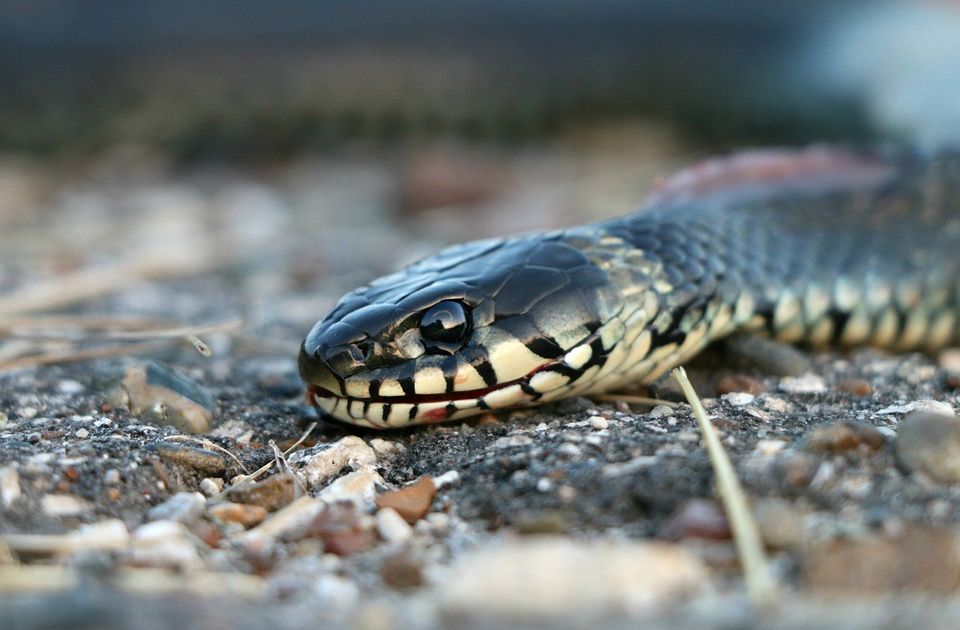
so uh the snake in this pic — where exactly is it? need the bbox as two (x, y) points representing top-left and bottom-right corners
(299, 146), (960, 429)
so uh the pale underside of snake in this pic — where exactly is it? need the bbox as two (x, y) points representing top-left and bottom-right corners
(299, 146), (960, 429)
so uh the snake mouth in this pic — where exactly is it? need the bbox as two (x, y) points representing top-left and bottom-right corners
(305, 360), (573, 428)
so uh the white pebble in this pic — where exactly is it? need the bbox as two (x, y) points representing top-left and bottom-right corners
(588, 416), (609, 430)
(433, 470), (461, 489)
(376, 507), (413, 543)
(779, 374), (826, 394)
(199, 477), (224, 496)
(75, 428), (90, 439)
(722, 392), (754, 406)
(57, 380), (84, 394)
(876, 400), (955, 416)
(104, 469), (121, 485)
(0, 467), (21, 508)
(649, 405), (674, 419)
(42, 493), (92, 517)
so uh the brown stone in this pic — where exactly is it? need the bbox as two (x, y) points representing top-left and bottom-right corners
(208, 502), (269, 528)
(780, 452), (820, 487)
(305, 504), (377, 556)
(805, 420), (886, 453)
(659, 499), (730, 541)
(836, 378), (873, 396)
(381, 551), (426, 590)
(226, 472), (296, 512)
(802, 527), (960, 595)
(376, 477), (436, 524)
(715, 374), (765, 396)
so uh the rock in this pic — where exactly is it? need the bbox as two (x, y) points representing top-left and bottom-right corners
(376, 507), (414, 543)
(588, 415), (609, 430)
(131, 520), (202, 570)
(369, 438), (404, 457)
(103, 469), (121, 485)
(721, 392), (755, 406)
(64, 519), (130, 555)
(432, 470), (461, 490)
(877, 400), (955, 416)
(226, 472), (296, 511)
(802, 527), (959, 595)
(147, 491), (205, 522)
(659, 499), (730, 541)
(376, 477), (436, 524)
(380, 551), (426, 590)
(896, 411), (960, 483)
(208, 502), (268, 528)
(57, 379), (84, 394)
(305, 504), (377, 556)
(0, 466), (21, 508)
(199, 477), (224, 496)
(836, 378), (873, 396)
(245, 496), (326, 544)
(108, 361), (214, 433)
(780, 451), (820, 488)
(441, 537), (708, 618)
(149, 442), (227, 475)
(753, 498), (805, 549)
(779, 373), (827, 394)
(715, 374), (765, 396)
(294, 436), (378, 489)
(42, 493), (92, 517)
(805, 420), (886, 453)
(938, 348), (960, 372)
(319, 470), (383, 509)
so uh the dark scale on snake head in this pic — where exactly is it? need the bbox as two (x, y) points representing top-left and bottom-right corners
(300, 147), (960, 428)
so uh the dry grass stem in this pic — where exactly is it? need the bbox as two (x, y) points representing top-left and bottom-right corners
(671, 366), (778, 609)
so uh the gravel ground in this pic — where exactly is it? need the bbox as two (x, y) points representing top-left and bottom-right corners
(3, 137), (960, 629)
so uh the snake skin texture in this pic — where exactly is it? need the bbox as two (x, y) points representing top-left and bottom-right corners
(300, 147), (960, 428)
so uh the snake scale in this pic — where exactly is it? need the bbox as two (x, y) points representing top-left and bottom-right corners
(300, 147), (960, 429)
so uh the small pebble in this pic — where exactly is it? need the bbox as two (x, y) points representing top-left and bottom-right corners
(0, 467), (21, 508)
(432, 470), (461, 489)
(779, 373), (827, 394)
(659, 499), (730, 541)
(722, 392), (755, 406)
(227, 472), (296, 511)
(648, 404), (674, 419)
(380, 551), (426, 590)
(149, 442), (227, 475)
(42, 493), (92, 517)
(103, 469), (121, 485)
(108, 361), (214, 433)
(896, 411), (960, 483)
(57, 380), (85, 395)
(208, 501), (268, 528)
(715, 374), (765, 396)
(877, 400), (955, 416)
(376, 507), (414, 543)
(294, 436), (378, 489)
(376, 477), (436, 524)
(131, 520), (202, 570)
(806, 420), (886, 453)
(147, 492), (205, 522)
(837, 378), (873, 396)
(319, 470), (383, 509)
(753, 498), (805, 549)
(588, 416), (609, 430)
(199, 477), (224, 496)
(938, 349), (960, 372)
(74, 428), (90, 439)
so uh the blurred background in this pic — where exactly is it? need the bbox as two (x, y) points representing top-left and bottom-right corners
(1, 0), (959, 352)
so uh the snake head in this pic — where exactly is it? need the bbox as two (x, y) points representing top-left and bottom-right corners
(299, 231), (629, 428)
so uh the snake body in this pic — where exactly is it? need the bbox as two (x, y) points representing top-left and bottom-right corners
(300, 147), (960, 429)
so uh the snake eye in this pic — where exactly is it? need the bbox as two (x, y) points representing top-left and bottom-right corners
(420, 301), (470, 345)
